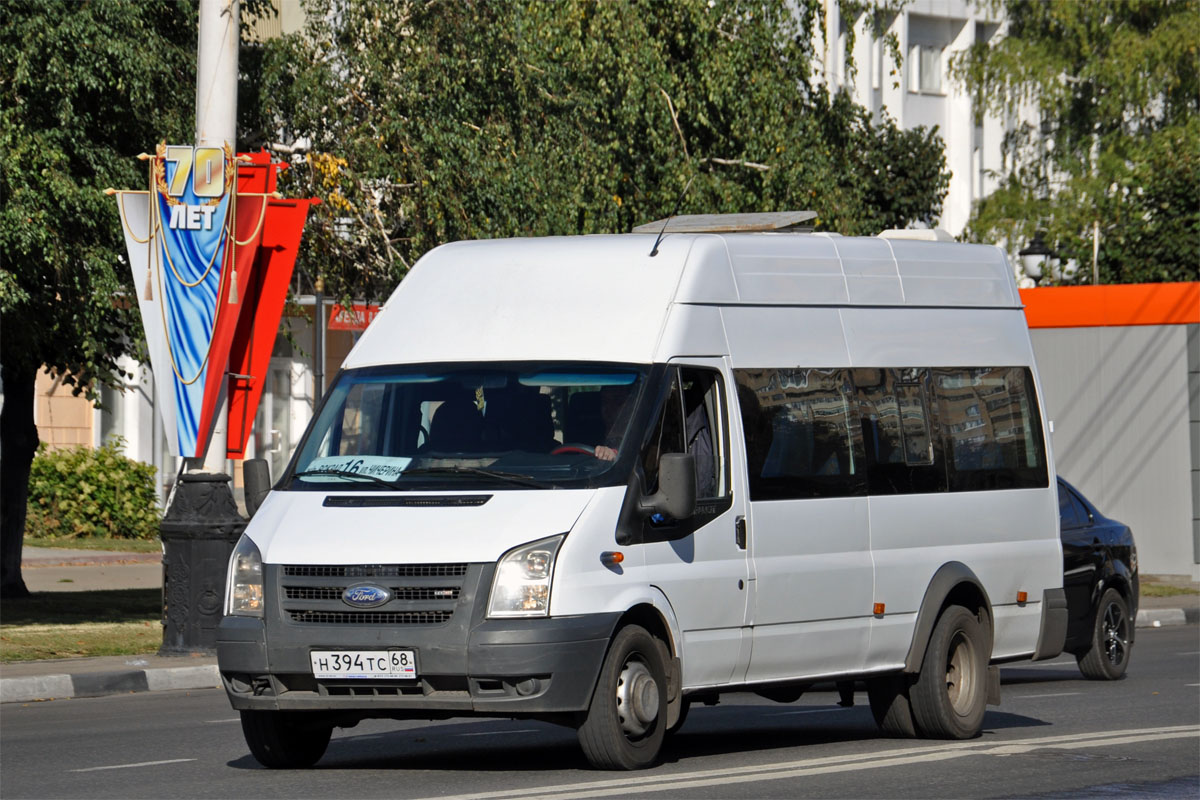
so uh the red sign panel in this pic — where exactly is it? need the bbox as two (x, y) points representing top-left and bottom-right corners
(329, 303), (381, 331)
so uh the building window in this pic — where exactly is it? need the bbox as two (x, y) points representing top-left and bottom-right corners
(908, 44), (943, 94)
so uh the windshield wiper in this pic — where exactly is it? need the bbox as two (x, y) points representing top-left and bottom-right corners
(291, 469), (401, 490)
(401, 466), (550, 489)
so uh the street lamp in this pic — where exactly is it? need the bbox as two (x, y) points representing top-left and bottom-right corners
(1018, 231), (1055, 283)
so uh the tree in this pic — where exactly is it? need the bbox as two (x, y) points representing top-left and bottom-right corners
(0, 1), (196, 597)
(951, 0), (1200, 283)
(244, 0), (950, 303)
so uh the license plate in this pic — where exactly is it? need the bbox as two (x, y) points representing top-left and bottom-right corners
(310, 649), (416, 680)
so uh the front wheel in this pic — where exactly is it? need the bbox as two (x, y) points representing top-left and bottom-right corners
(1076, 588), (1132, 680)
(578, 625), (668, 770)
(909, 605), (988, 739)
(240, 710), (333, 769)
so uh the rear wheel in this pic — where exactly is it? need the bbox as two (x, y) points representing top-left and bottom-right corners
(578, 625), (667, 770)
(867, 674), (918, 738)
(240, 710), (333, 769)
(909, 605), (988, 739)
(1077, 588), (1132, 680)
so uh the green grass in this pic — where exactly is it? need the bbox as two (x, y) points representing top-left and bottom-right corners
(1141, 583), (1199, 598)
(0, 589), (161, 662)
(23, 536), (161, 554)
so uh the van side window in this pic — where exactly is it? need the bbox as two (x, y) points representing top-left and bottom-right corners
(854, 368), (946, 495)
(680, 368), (728, 499)
(734, 368), (866, 500)
(934, 367), (1048, 490)
(643, 367), (730, 501)
(642, 373), (685, 493)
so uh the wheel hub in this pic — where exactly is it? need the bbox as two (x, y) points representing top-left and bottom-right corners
(945, 631), (975, 714)
(1103, 602), (1128, 665)
(616, 659), (660, 738)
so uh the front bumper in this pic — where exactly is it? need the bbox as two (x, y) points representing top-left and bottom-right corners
(218, 606), (619, 717)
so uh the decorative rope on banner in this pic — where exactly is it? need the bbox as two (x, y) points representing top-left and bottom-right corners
(151, 180), (230, 387)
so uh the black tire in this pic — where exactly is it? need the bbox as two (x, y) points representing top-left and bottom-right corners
(240, 710), (333, 769)
(909, 605), (988, 740)
(666, 696), (691, 737)
(867, 674), (918, 738)
(1077, 588), (1132, 680)
(578, 625), (668, 770)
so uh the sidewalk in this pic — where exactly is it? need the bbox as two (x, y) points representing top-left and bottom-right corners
(2, 550), (1196, 705)
(4, 547), (219, 704)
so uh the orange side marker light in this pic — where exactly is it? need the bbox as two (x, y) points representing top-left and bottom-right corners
(1017, 591), (1028, 604)
(873, 603), (885, 616)
(600, 551), (624, 567)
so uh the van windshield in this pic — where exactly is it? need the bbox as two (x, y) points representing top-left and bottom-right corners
(286, 362), (649, 491)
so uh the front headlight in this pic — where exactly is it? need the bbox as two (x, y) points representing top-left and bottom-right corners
(487, 535), (564, 618)
(226, 535), (264, 617)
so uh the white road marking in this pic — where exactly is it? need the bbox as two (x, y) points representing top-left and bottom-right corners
(1013, 660), (1076, 667)
(1186, 683), (1199, 687)
(1011, 692), (1082, 699)
(774, 707), (849, 716)
(405, 725), (1199, 800)
(204, 718), (240, 724)
(69, 758), (197, 773)
(1177, 651), (1200, 656)
(458, 728), (541, 738)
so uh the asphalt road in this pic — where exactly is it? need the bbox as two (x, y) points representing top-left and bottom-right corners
(2, 626), (1197, 800)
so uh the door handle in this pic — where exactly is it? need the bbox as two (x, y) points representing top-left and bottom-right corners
(735, 516), (747, 550)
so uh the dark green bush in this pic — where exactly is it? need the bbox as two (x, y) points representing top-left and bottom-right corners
(25, 440), (160, 540)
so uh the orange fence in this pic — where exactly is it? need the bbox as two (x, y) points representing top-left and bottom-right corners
(1020, 282), (1200, 328)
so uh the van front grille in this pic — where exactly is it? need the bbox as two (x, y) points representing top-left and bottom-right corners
(284, 586), (461, 602)
(288, 610), (453, 626)
(284, 564), (468, 578)
(278, 563), (473, 628)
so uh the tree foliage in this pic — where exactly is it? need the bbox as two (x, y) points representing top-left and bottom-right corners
(951, 0), (1200, 283)
(245, 0), (950, 302)
(0, 0), (197, 596)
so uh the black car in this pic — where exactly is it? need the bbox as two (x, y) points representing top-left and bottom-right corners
(1058, 477), (1139, 679)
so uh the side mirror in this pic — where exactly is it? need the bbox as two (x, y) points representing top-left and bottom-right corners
(243, 458), (272, 519)
(640, 453), (697, 521)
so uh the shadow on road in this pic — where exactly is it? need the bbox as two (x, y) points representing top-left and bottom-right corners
(224, 699), (1053, 772)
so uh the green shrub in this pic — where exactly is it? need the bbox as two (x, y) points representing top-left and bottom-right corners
(25, 439), (160, 540)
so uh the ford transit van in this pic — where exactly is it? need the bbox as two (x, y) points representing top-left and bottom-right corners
(218, 214), (1068, 769)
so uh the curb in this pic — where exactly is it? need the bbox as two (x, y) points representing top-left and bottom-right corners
(1136, 607), (1196, 628)
(1, 664), (219, 705)
(21, 554), (161, 567)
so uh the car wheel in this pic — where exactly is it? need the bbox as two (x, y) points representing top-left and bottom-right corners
(665, 696), (691, 737)
(909, 605), (988, 739)
(240, 710), (333, 769)
(578, 625), (668, 770)
(1076, 587), (1132, 680)
(867, 673), (919, 738)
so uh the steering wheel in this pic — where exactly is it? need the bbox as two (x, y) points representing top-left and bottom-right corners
(551, 443), (596, 456)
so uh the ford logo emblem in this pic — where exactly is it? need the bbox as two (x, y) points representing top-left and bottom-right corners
(342, 584), (391, 608)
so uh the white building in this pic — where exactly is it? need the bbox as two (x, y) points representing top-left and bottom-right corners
(819, 0), (1011, 236)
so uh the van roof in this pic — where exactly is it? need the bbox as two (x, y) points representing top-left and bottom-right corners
(345, 232), (1020, 368)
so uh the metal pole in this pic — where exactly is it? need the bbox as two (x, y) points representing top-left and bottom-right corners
(313, 277), (325, 408)
(196, 0), (238, 474)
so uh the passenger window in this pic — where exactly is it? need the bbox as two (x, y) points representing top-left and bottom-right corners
(934, 367), (1048, 491)
(642, 373), (685, 493)
(734, 368), (866, 500)
(855, 368), (946, 495)
(680, 368), (728, 499)
(1058, 484), (1089, 529)
(642, 367), (729, 501)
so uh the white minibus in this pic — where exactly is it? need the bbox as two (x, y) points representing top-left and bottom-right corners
(219, 214), (1068, 770)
